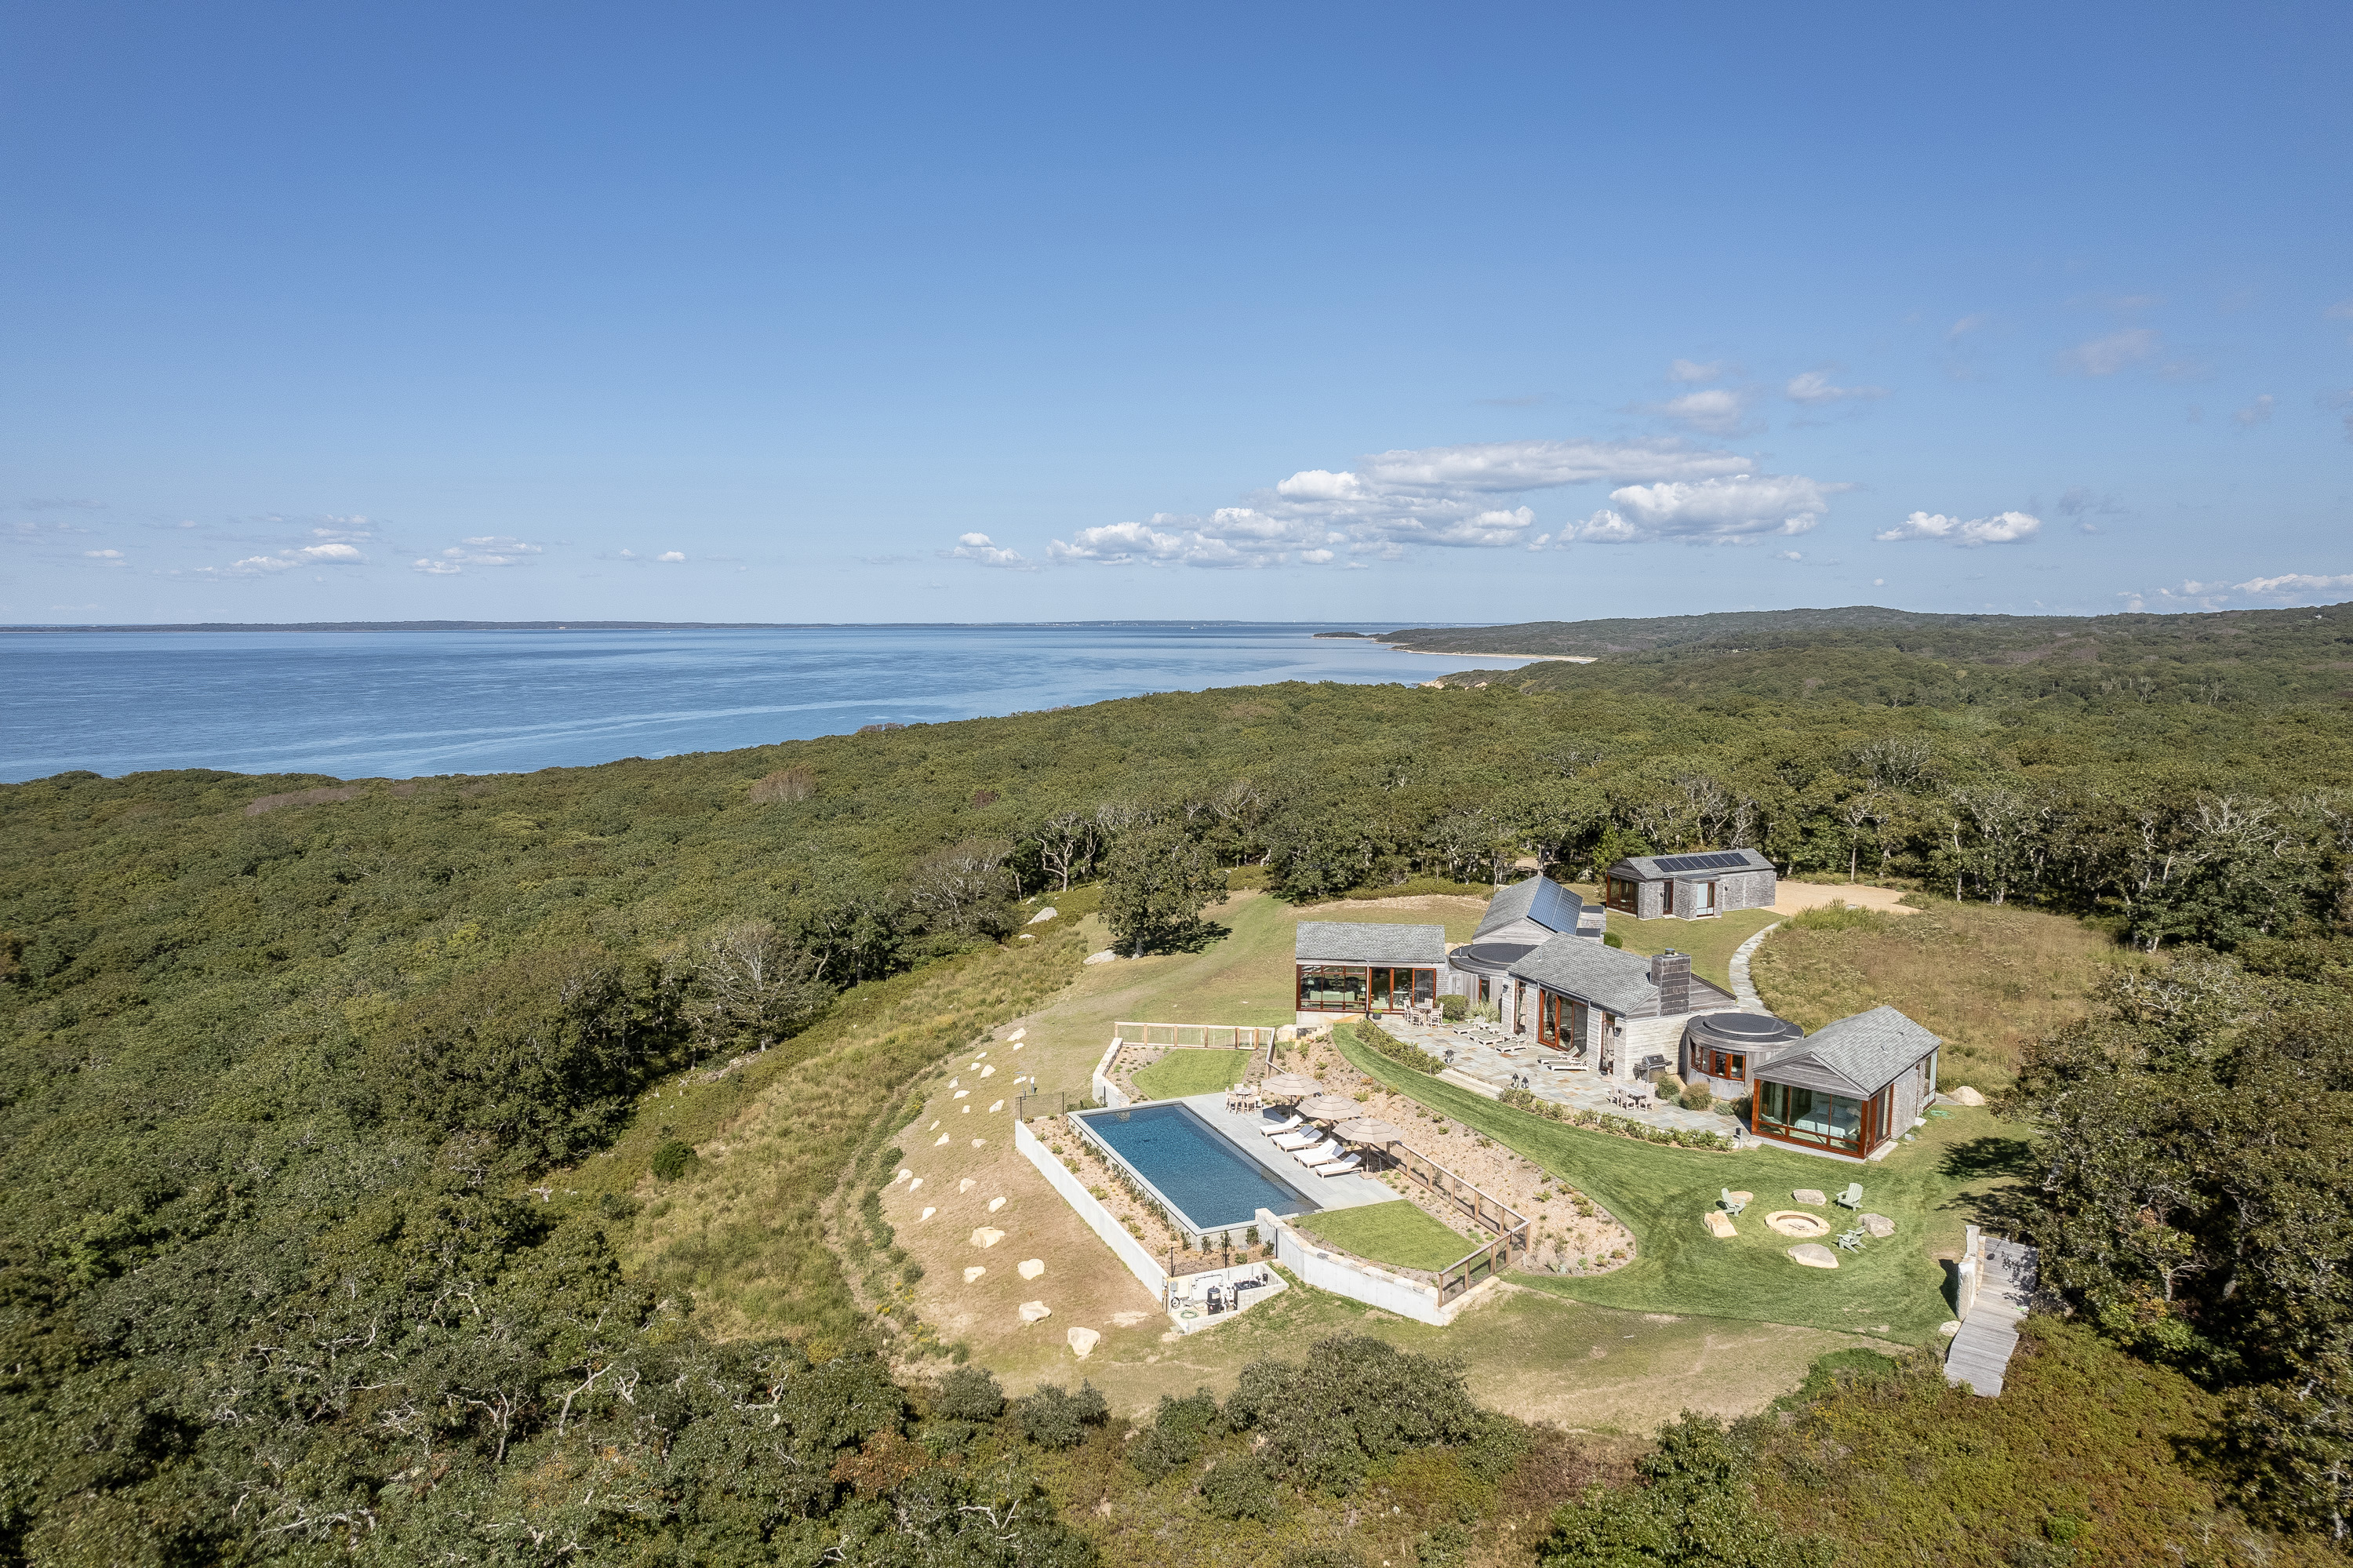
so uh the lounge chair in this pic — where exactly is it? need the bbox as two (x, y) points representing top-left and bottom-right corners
(1289, 1138), (1340, 1166)
(1835, 1182), (1864, 1210)
(1835, 1227), (1865, 1251)
(1258, 1112), (1304, 1137)
(1719, 1188), (1747, 1218)
(1270, 1128), (1324, 1150)
(1309, 1155), (1362, 1177)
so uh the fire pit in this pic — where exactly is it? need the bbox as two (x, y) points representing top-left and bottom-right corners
(1765, 1210), (1830, 1239)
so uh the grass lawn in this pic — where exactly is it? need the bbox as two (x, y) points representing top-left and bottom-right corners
(1129, 1047), (1251, 1098)
(1598, 903), (1783, 991)
(1333, 1030), (2032, 1345)
(1295, 1197), (1473, 1271)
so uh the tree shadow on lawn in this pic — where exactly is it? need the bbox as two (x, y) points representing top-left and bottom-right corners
(1937, 1133), (2042, 1235)
(1138, 919), (1231, 956)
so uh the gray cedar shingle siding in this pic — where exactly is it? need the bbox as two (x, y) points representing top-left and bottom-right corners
(1608, 849), (1777, 918)
(1293, 921), (1448, 967)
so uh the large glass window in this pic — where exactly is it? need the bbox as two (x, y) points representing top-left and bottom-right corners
(1756, 1081), (1875, 1151)
(1413, 968), (1435, 1006)
(1297, 965), (1366, 1011)
(1705, 1050), (1746, 1079)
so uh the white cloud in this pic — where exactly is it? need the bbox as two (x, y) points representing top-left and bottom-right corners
(656, 550), (687, 562)
(1649, 387), (1758, 436)
(83, 548), (123, 559)
(1044, 436), (1801, 569)
(204, 540), (369, 577)
(2061, 328), (2159, 376)
(1871, 577), (1886, 587)
(1667, 358), (1729, 383)
(1947, 313), (1994, 342)
(943, 532), (1033, 569)
(1776, 551), (1802, 561)
(1566, 475), (1836, 544)
(2119, 573), (2353, 612)
(1786, 370), (1888, 405)
(413, 536), (544, 573)
(1875, 510), (2042, 547)
(2232, 394), (2275, 427)
(412, 558), (462, 576)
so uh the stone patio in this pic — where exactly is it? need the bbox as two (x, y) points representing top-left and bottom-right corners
(1379, 1018), (1747, 1140)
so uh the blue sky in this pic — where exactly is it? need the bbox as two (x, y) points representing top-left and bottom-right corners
(5, 2), (2349, 624)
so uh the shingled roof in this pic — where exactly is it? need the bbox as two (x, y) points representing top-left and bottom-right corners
(1755, 1005), (1940, 1096)
(1506, 935), (1733, 1016)
(1607, 847), (1774, 882)
(1475, 877), (1584, 940)
(1294, 921), (1448, 966)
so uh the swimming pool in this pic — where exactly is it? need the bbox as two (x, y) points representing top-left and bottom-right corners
(1072, 1103), (1325, 1236)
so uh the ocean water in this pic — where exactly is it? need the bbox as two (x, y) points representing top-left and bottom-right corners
(0, 623), (1442, 783)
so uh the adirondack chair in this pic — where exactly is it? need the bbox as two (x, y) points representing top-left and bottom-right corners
(1719, 1188), (1747, 1217)
(1835, 1227), (1866, 1251)
(1835, 1182), (1864, 1209)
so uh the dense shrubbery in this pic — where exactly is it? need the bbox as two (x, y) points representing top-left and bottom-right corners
(3, 609), (2351, 1560)
(1352, 1017), (1446, 1074)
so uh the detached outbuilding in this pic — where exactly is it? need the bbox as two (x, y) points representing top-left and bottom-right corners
(1444, 876), (1605, 1009)
(1602, 849), (1777, 921)
(1746, 1005), (1940, 1161)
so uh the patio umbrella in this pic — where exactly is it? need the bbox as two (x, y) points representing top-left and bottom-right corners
(1333, 1117), (1406, 1145)
(1295, 1093), (1360, 1122)
(1260, 1072), (1324, 1101)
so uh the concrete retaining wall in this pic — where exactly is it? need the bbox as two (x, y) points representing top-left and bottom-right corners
(1257, 1206), (1500, 1326)
(1013, 1118), (1165, 1297)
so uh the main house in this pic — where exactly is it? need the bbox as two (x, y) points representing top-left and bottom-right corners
(1602, 849), (1776, 921)
(1502, 937), (1739, 1076)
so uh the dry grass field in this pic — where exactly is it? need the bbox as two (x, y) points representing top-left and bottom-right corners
(1750, 897), (2136, 1093)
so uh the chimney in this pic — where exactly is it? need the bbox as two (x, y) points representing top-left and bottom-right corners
(1650, 950), (1692, 1015)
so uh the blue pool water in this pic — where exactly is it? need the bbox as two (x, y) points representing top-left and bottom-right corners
(1076, 1103), (1322, 1234)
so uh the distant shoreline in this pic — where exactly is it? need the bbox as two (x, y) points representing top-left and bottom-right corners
(0, 618), (1447, 635)
(1388, 647), (1598, 662)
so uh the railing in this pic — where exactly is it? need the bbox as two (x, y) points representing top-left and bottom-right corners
(1114, 1022), (1279, 1048)
(1384, 1143), (1533, 1304)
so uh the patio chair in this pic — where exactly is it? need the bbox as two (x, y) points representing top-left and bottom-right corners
(1835, 1227), (1865, 1251)
(1258, 1113), (1305, 1137)
(1309, 1155), (1363, 1177)
(1289, 1138), (1340, 1166)
(1835, 1182), (1864, 1209)
(1719, 1188), (1747, 1218)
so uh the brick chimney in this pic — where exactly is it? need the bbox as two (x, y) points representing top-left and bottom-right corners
(1649, 950), (1692, 1015)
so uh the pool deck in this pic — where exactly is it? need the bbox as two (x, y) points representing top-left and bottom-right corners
(1175, 1093), (1402, 1215)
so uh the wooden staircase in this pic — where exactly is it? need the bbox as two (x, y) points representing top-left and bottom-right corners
(1945, 1224), (2038, 1395)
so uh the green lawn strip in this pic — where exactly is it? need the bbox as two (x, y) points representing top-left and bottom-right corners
(1333, 1028), (2011, 1344)
(1294, 1197), (1474, 1272)
(1598, 904), (1783, 991)
(1130, 1047), (1252, 1099)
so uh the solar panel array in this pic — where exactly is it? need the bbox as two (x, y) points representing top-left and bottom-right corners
(1527, 876), (1580, 931)
(1653, 850), (1754, 875)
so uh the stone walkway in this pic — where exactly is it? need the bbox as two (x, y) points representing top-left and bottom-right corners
(1379, 1019), (1744, 1138)
(1727, 920), (1781, 1010)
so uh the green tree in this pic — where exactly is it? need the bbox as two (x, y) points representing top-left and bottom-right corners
(1100, 820), (1218, 955)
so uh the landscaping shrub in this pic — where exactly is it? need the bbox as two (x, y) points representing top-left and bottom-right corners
(1440, 992), (1468, 1020)
(1129, 1388), (1224, 1481)
(1354, 1019), (1446, 1075)
(1225, 1335), (1486, 1495)
(1678, 1081), (1713, 1111)
(1653, 1075), (1681, 1101)
(1013, 1380), (1107, 1448)
(933, 1365), (1006, 1422)
(1200, 1453), (1286, 1523)
(649, 1137), (697, 1179)
(1602, 932), (1624, 948)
